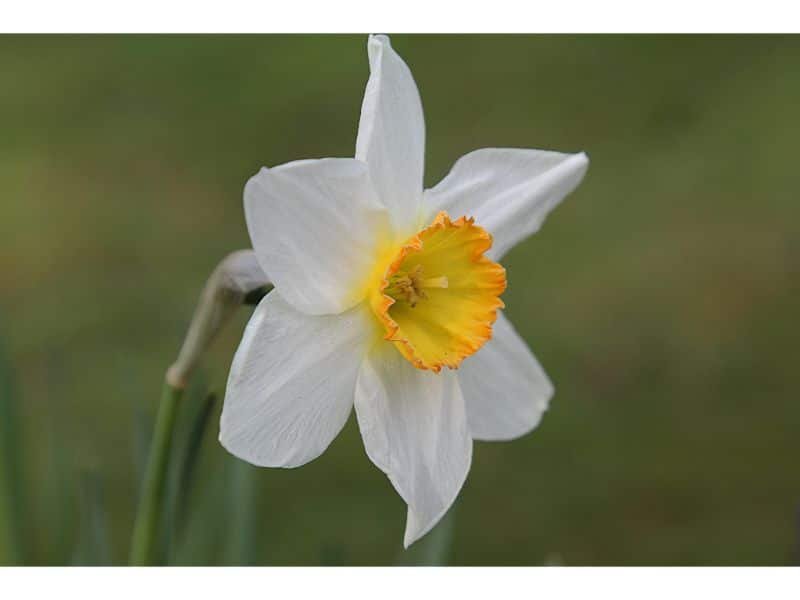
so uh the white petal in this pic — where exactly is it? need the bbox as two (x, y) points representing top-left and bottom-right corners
(424, 148), (589, 259)
(354, 344), (472, 547)
(244, 158), (390, 316)
(459, 312), (553, 441)
(220, 291), (374, 468)
(355, 34), (426, 238)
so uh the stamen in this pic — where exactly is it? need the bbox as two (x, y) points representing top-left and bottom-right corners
(385, 264), (447, 308)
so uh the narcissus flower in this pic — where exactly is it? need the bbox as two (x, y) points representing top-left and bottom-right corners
(220, 34), (588, 547)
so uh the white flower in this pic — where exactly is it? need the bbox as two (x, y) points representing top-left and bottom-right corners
(220, 34), (588, 548)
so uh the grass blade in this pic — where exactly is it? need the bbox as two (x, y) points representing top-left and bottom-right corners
(166, 390), (217, 564)
(170, 475), (225, 565)
(129, 381), (183, 565)
(132, 403), (153, 493)
(0, 333), (23, 565)
(71, 470), (112, 565)
(173, 392), (217, 528)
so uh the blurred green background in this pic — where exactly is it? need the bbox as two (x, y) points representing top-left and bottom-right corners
(1, 34), (799, 566)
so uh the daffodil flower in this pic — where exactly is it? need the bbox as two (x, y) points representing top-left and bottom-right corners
(220, 34), (588, 547)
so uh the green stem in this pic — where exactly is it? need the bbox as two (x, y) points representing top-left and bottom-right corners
(128, 380), (182, 565)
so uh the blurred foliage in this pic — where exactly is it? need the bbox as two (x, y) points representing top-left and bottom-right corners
(0, 331), (24, 564)
(0, 34), (799, 565)
(71, 470), (112, 565)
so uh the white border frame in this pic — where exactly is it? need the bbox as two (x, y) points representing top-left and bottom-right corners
(2, 567), (800, 599)
(2, 1), (800, 33)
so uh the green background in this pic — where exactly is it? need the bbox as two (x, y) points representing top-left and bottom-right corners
(1, 35), (798, 566)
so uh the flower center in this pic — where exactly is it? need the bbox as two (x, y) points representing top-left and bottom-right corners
(385, 264), (449, 308)
(369, 211), (506, 372)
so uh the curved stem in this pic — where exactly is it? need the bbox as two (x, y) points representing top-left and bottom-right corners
(128, 250), (269, 566)
(128, 380), (182, 565)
